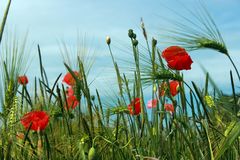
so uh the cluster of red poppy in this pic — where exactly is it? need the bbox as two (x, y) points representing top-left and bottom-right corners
(159, 80), (180, 97)
(127, 98), (141, 115)
(127, 46), (193, 116)
(161, 46), (192, 113)
(18, 71), (81, 131)
(128, 97), (175, 115)
(18, 75), (50, 131)
(18, 46), (192, 130)
(18, 75), (28, 85)
(62, 71), (80, 110)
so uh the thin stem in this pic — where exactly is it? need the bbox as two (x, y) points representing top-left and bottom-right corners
(0, 0), (12, 45)
(227, 55), (240, 81)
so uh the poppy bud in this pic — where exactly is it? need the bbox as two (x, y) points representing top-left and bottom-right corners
(106, 36), (111, 45)
(132, 39), (138, 46)
(132, 33), (137, 39)
(88, 147), (96, 160)
(152, 38), (157, 47)
(128, 29), (134, 38)
(91, 95), (95, 101)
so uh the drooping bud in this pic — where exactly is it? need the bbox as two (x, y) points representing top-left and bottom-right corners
(132, 33), (137, 39)
(106, 36), (111, 45)
(128, 29), (134, 38)
(132, 39), (138, 46)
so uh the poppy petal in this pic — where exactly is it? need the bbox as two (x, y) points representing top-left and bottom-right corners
(147, 99), (158, 109)
(20, 111), (49, 131)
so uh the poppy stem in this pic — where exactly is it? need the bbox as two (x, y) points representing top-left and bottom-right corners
(227, 54), (240, 82)
(37, 129), (43, 160)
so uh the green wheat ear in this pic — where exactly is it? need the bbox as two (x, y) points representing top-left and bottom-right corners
(196, 38), (228, 55)
(159, 1), (227, 54)
(153, 71), (183, 81)
(7, 96), (18, 137)
(4, 80), (15, 114)
(159, 0), (240, 80)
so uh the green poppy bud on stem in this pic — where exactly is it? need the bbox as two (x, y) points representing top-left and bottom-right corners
(152, 38), (157, 47)
(106, 36), (111, 45)
(128, 29), (134, 38)
(88, 147), (96, 160)
(91, 95), (95, 101)
(132, 33), (137, 39)
(132, 39), (138, 46)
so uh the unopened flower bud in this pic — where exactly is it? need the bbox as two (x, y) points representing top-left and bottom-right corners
(91, 95), (95, 101)
(128, 29), (134, 38)
(132, 39), (138, 46)
(132, 33), (137, 39)
(106, 36), (111, 45)
(152, 38), (157, 47)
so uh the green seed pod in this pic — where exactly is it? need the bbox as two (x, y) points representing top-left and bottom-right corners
(88, 147), (96, 160)
(128, 29), (134, 38)
(106, 36), (111, 45)
(132, 39), (138, 46)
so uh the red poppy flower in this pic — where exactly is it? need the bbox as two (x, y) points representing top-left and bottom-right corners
(162, 46), (187, 61)
(159, 81), (180, 97)
(127, 98), (141, 115)
(66, 86), (74, 97)
(20, 111), (49, 131)
(18, 75), (28, 85)
(162, 46), (193, 70)
(169, 81), (180, 96)
(147, 99), (157, 109)
(65, 95), (79, 109)
(164, 104), (175, 113)
(63, 71), (80, 86)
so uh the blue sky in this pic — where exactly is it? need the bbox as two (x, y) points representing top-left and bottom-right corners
(1, 0), (240, 96)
